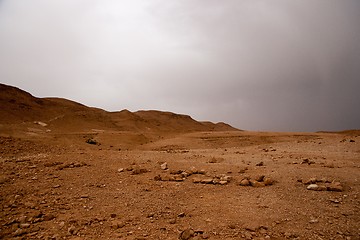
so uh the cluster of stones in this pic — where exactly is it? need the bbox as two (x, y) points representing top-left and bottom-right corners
(56, 162), (88, 170)
(239, 175), (274, 187)
(301, 177), (343, 192)
(117, 165), (148, 175)
(154, 174), (184, 182)
(154, 163), (275, 187)
(192, 174), (232, 185)
(179, 228), (210, 240)
(6, 211), (56, 237)
(340, 139), (355, 143)
(154, 166), (208, 183)
(120, 162), (276, 187)
(85, 138), (99, 145)
(300, 158), (316, 165)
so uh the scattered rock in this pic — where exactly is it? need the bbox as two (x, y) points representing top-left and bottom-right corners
(110, 220), (125, 229)
(31, 211), (44, 219)
(154, 174), (183, 182)
(43, 214), (56, 221)
(19, 223), (30, 228)
(179, 228), (195, 240)
(173, 175), (184, 182)
(147, 213), (155, 218)
(239, 176), (274, 187)
(192, 177), (202, 183)
(240, 179), (250, 186)
(250, 180), (265, 187)
(86, 138), (98, 145)
(256, 161), (264, 166)
(208, 157), (218, 163)
(318, 177), (330, 183)
(263, 177), (274, 186)
(255, 175), (265, 182)
(309, 219), (319, 224)
(329, 198), (341, 204)
(244, 224), (258, 232)
(212, 178), (220, 184)
(238, 167), (247, 174)
(17, 216), (27, 223)
(324, 163), (335, 168)
(327, 182), (343, 192)
(159, 175), (172, 181)
(306, 184), (326, 191)
(202, 232), (210, 239)
(307, 184), (319, 190)
(188, 167), (198, 174)
(160, 162), (168, 170)
(34, 121), (47, 127)
(284, 232), (299, 238)
(303, 178), (344, 192)
(170, 169), (183, 174)
(208, 157), (225, 164)
(117, 168), (124, 173)
(67, 225), (78, 235)
(44, 161), (63, 167)
(301, 159), (315, 165)
(178, 212), (186, 218)
(220, 175), (232, 182)
(304, 177), (317, 185)
(13, 228), (27, 237)
(201, 178), (214, 184)
(57, 162), (88, 170)
(228, 223), (236, 229)
(244, 232), (253, 239)
(131, 167), (148, 175)
(198, 169), (207, 175)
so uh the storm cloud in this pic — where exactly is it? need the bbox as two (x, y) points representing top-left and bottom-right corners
(1, 0), (359, 131)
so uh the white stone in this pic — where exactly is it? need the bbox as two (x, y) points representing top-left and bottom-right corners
(160, 162), (168, 170)
(307, 184), (319, 190)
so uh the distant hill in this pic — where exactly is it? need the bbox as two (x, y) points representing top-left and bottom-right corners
(317, 130), (360, 136)
(0, 83), (239, 133)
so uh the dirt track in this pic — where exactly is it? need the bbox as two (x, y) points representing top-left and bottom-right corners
(1, 130), (359, 240)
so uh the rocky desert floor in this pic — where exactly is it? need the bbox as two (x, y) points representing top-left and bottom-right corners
(0, 129), (359, 240)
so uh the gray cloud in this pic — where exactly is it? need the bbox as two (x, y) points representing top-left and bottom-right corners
(1, 0), (359, 131)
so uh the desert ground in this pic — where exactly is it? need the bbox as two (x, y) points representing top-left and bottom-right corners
(0, 84), (359, 240)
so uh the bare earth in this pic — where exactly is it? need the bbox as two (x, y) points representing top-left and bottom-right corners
(0, 84), (359, 239)
(1, 129), (359, 240)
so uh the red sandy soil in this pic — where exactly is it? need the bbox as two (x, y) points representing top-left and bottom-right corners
(0, 83), (359, 240)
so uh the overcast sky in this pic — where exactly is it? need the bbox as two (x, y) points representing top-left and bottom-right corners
(1, 0), (359, 131)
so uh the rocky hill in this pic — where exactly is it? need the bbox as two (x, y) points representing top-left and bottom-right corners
(0, 83), (239, 133)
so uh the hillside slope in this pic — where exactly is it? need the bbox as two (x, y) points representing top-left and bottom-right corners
(0, 83), (239, 133)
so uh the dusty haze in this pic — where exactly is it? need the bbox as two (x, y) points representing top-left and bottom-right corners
(0, 0), (359, 131)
